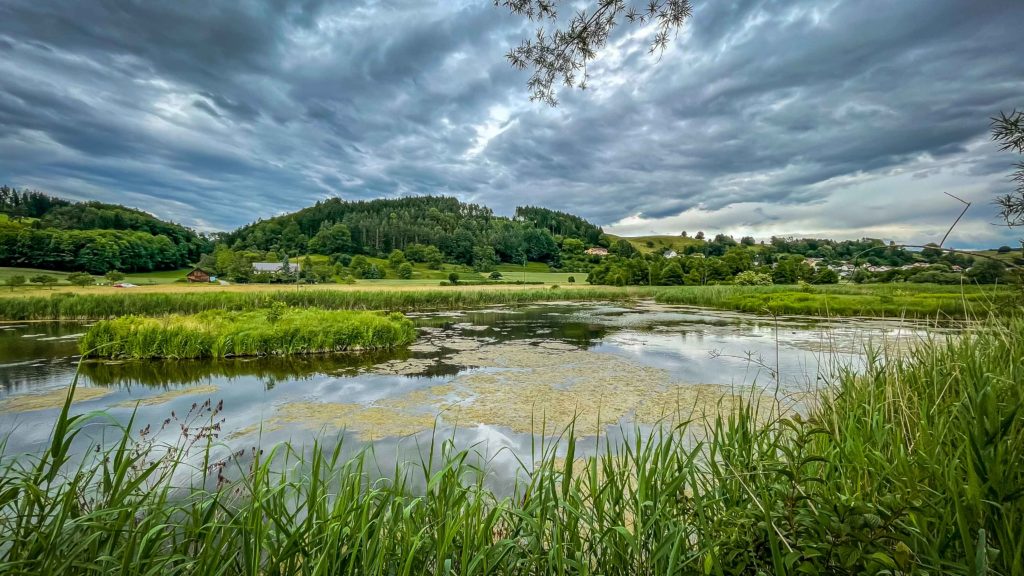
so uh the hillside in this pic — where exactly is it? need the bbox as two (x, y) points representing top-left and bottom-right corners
(221, 196), (604, 266)
(0, 186), (209, 274)
(609, 234), (708, 255)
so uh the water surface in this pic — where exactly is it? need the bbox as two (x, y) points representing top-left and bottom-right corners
(0, 302), (943, 484)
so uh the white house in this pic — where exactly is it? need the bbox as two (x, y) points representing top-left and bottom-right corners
(252, 262), (303, 274)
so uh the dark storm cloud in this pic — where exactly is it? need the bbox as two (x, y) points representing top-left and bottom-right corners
(0, 0), (1022, 247)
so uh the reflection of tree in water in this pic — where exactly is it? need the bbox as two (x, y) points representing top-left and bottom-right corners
(415, 306), (610, 349)
(82, 349), (412, 388)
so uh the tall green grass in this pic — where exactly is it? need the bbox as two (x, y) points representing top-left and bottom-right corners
(79, 307), (417, 359)
(654, 283), (1019, 318)
(0, 284), (1016, 320)
(0, 287), (651, 320)
(2, 319), (1021, 573)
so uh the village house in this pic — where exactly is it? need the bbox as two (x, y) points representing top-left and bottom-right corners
(584, 247), (609, 256)
(186, 268), (213, 283)
(663, 249), (678, 258)
(252, 262), (303, 274)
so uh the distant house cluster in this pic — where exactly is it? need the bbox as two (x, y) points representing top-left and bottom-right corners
(584, 247), (609, 256)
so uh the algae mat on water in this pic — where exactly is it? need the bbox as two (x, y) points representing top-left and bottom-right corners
(242, 341), (770, 439)
(79, 308), (417, 359)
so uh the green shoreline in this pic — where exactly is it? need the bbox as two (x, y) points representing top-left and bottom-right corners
(0, 283), (1016, 320)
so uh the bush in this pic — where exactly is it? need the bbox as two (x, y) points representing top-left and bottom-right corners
(104, 271), (126, 283)
(448, 272), (459, 285)
(488, 271), (503, 280)
(567, 276), (575, 283)
(734, 271), (773, 286)
(5, 275), (26, 291)
(67, 272), (95, 287)
(397, 262), (413, 280)
(30, 274), (59, 289)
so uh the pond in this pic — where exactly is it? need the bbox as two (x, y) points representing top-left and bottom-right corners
(0, 301), (944, 488)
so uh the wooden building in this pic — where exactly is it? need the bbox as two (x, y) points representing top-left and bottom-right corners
(186, 268), (212, 283)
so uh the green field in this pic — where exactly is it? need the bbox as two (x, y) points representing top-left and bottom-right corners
(0, 266), (191, 288)
(607, 233), (708, 255)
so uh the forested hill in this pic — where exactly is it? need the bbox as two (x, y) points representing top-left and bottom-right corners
(220, 196), (605, 265)
(0, 186), (209, 273)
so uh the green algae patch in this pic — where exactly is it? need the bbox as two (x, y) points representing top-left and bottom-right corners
(79, 308), (417, 360)
(0, 386), (113, 413)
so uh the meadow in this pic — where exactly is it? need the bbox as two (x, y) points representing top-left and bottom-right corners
(0, 282), (1015, 320)
(79, 307), (417, 359)
(1, 317), (1020, 574)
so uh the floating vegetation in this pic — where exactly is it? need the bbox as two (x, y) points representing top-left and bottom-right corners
(260, 401), (437, 439)
(439, 343), (757, 433)
(79, 308), (417, 359)
(113, 385), (220, 407)
(0, 386), (112, 412)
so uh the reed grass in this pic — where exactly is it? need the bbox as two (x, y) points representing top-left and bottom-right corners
(653, 283), (1019, 318)
(0, 283), (1016, 320)
(0, 287), (651, 320)
(1, 318), (1022, 574)
(79, 307), (417, 359)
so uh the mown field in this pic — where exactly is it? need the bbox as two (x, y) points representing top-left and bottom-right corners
(0, 282), (1016, 320)
(3, 316), (1021, 574)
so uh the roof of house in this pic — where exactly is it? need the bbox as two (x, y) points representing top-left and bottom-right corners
(187, 268), (211, 275)
(252, 262), (302, 272)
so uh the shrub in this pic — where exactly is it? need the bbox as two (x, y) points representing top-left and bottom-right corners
(734, 271), (773, 286)
(448, 272), (459, 285)
(30, 274), (59, 289)
(567, 276), (575, 283)
(488, 271), (503, 280)
(104, 271), (126, 283)
(397, 262), (413, 280)
(5, 275), (26, 291)
(67, 272), (95, 287)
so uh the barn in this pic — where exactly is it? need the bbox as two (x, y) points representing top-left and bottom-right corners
(186, 268), (213, 283)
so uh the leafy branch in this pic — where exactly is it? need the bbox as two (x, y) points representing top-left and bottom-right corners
(497, 0), (692, 105)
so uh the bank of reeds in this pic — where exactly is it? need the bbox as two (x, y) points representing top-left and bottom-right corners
(2, 317), (1022, 574)
(0, 287), (651, 320)
(79, 307), (417, 359)
(0, 284), (1015, 320)
(653, 283), (1018, 318)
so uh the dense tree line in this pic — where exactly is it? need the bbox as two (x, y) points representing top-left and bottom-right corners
(0, 186), (209, 273)
(0, 186), (70, 217)
(220, 196), (602, 267)
(514, 206), (604, 245)
(584, 247), (839, 286)
(766, 237), (915, 266)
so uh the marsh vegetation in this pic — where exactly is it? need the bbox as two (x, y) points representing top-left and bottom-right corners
(79, 307), (417, 359)
(0, 314), (1020, 574)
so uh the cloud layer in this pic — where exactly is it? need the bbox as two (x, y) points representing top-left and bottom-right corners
(1, 0), (1022, 247)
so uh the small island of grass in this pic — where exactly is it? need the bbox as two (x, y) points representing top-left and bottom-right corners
(79, 307), (417, 359)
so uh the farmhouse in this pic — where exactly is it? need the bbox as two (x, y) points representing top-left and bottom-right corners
(584, 247), (609, 256)
(186, 268), (213, 283)
(252, 262), (303, 274)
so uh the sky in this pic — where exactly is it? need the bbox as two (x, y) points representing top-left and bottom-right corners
(1, 0), (1022, 248)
